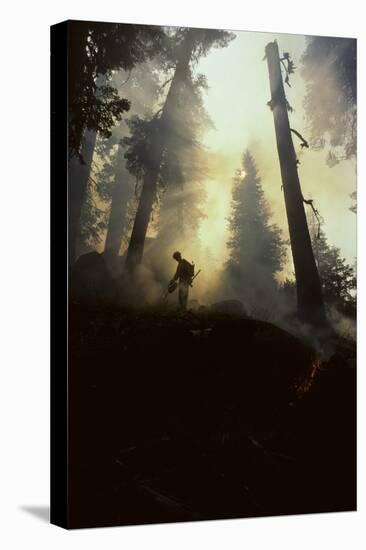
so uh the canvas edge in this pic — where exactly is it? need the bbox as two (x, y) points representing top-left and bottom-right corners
(50, 20), (69, 530)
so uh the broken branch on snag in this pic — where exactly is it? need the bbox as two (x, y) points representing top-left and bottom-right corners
(302, 194), (322, 238)
(280, 52), (296, 87)
(290, 128), (309, 149)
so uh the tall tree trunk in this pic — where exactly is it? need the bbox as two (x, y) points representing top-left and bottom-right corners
(125, 31), (196, 271)
(68, 72), (107, 266)
(265, 41), (327, 327)
(68, 129), (97, 266)
(104, 148), (131, 254)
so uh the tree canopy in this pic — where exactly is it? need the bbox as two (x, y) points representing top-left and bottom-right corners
(301, 36), (356, 166)
(68, 21), (165, 159)
(311, 226), (356, 317)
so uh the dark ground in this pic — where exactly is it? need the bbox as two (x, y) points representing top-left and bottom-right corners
(68, 303), (356, 528)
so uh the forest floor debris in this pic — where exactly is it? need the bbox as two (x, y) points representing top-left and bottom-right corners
(68, 302), (356, 528)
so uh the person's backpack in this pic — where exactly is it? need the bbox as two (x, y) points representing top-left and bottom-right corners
(187, 261), (195, 279)
(180, 259), (195, 280)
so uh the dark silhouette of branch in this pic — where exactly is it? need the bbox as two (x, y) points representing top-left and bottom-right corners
(302, 194), (322, 238)
(119, 70), (132, 87)
(291, 128), (309, 148)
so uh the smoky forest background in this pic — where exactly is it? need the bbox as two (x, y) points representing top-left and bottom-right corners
(63, 21), (357, 528)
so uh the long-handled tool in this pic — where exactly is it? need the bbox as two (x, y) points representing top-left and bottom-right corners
(161, 280), (178, 301)
(189, 269), (201, 287)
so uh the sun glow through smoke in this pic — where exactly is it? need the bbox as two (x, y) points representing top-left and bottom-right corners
(192, 30), (356, 282)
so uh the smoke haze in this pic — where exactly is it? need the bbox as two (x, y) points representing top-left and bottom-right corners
(74, 27), (356, 319)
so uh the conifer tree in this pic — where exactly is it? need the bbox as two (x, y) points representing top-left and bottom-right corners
(310, 222), (356, 317)
(301, 36), (356, 166)
(124, 27), (234, 270)
(68, 22), (164, 265)
(226, 150), (286, 307)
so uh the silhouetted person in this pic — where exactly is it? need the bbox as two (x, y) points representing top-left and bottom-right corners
(170, 251), (194, 310)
